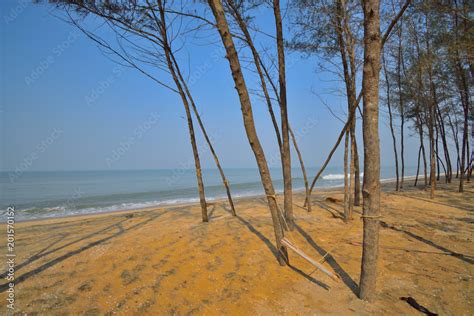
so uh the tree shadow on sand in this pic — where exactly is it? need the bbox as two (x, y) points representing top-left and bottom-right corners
(380, 221), (474, 265)
(0, 217), (130, 280)
(0, 212), (166, 292)
(294, 223), (359, 296)
(386, 192), (473, 212)
(223, 206), (329, 290)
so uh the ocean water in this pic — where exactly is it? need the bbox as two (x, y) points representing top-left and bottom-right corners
(0, 166), (416, 221)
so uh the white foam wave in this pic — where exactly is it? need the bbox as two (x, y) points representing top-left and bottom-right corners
(322, 172), (364, 180)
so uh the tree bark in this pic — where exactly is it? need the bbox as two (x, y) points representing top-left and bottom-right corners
(208, 0), (288, 265)
(227, 0), (311, 213)
(290, 127), (312, 212)
(169, 51), (237, 216)
(272, 0), (294, 229)
(359, 0), (382, 301)
(335, 0), (358, 210)
(156, 0), (208, 222)
(306, 0), (410, 201)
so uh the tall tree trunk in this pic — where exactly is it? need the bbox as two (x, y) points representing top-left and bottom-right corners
(426, 50), (437, 197)
(306, 0), (410, 201)
(429, 112), (436, 198)
(335, 0), (357, 211)
(169, 52), (237, 216)
(228, 0), (312, 212)
(396, 29), (405, 190)
(383, 56), (400, 191)
(208, 0), (288, 265)
(155, 1), (208, 221)
(452, 0), (471, 190)
(460, 105), (468, 192)
(272, 0), (294, 229)
(359, 0), (382, 302)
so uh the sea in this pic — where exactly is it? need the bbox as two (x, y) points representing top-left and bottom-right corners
(0, 166), (417, 221)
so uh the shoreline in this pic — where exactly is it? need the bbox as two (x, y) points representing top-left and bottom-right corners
(10, 174), (421, 225)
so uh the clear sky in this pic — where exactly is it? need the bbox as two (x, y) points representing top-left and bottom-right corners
(0, 0), (420, 172)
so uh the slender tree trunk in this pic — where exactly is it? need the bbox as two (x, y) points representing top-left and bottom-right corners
(349, 131), (355, 217)
(344, 130), (350, 222)
(228, 0), (311, 212)
(289, 128), (312, 212)
(435, 124), (441, 181)
(422, 132), (428, 187)
(425, 16), (437, 198)
(272, 0), (294, 229)
(169, 52), (236, 216)
(383, 56), (400, 191)
(208, 0), (288, 265)
(397, 38), (405, 190)
(359, 0), (382, 302)
(335, 0), (357, 212)
(227, 1), (310, 212)
(353, 133), (361, 206)
(435, 108), (451, 183)
(415, 145), (422, 186)
(460, 106), (468, 192)
(416, 114), (428, 187)
(400, 113), (405, 189)
(387, 20), (405, 190)
(306, 0), (410, 201)
(452, 0), (470, 190)
(429, 113), (436, 198)
(448, 109), (461, 178)
(155, 1), (207, 221)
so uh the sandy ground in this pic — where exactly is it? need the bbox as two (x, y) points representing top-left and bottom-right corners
(0, 179), (472, 315)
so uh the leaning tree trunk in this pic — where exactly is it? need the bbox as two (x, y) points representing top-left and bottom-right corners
(290, 128), (312, 212)
(168, 52), (237, 216)
(435, 105), (452, 183)
(335, 0), (358, 210)
(228, 0), (311, 212)
(272, 0), (294, 230)
(156, 2), (208, 222)
(359, 0), (382, 302)
(208, 0), (288, 265)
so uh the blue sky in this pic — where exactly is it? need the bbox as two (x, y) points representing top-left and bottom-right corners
(0, 0), (420, 172)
